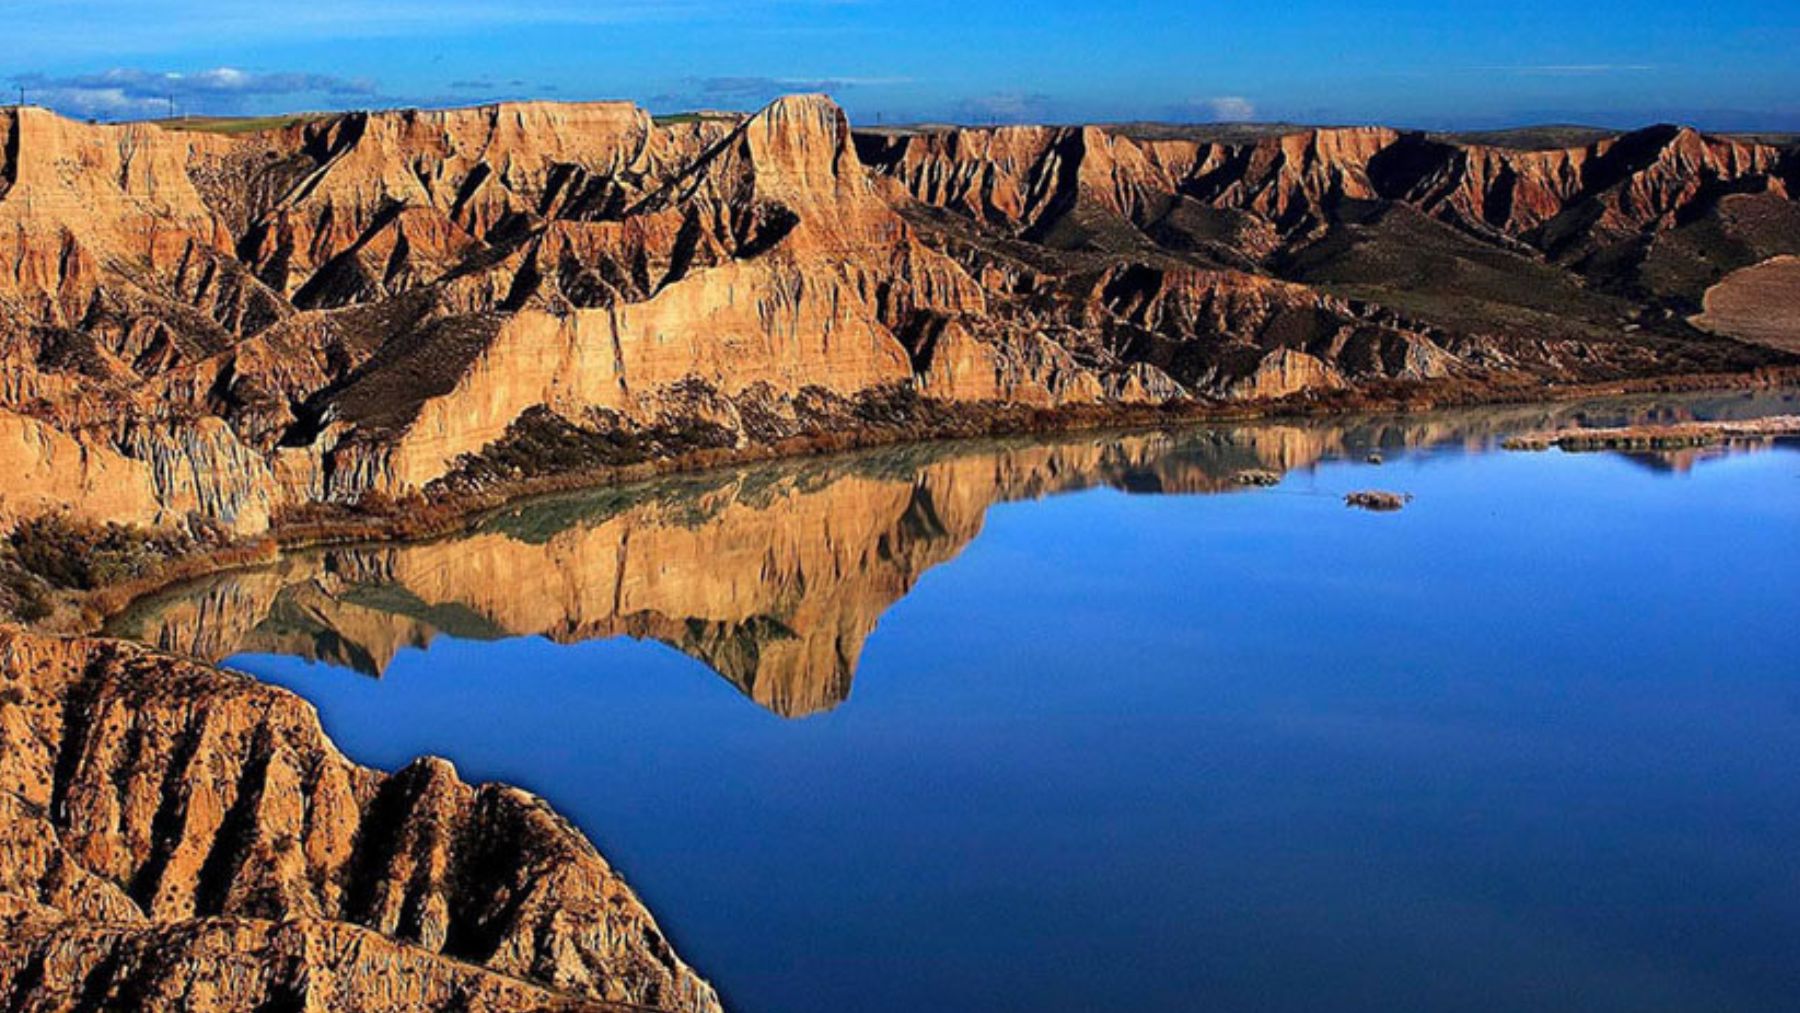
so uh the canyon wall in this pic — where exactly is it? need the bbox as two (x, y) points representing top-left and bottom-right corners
(1, 96), (1794, 535)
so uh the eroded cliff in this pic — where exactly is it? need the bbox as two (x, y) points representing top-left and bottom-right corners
(0, 629), (720, 1012)
(1, 96), (1794, 538)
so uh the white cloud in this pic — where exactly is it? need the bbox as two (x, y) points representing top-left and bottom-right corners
(951, 92), (1058, 125)
(1203, 96), (1255, 121)
(1175, 96), (1257, 122)
(14, 66), (375, 118)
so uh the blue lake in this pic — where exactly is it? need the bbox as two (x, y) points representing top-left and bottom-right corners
(112, 391), (1800, 1012)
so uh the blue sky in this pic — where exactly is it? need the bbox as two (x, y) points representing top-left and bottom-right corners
(10, 0), (1799, 129)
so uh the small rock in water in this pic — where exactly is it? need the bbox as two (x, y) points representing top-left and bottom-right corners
(1345, 490), (1413, 511)
(1233, 469), (1282, 486)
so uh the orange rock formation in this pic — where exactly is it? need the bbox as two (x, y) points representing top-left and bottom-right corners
(1, 97), (1793, 537)
(0, 629), (721, 1011)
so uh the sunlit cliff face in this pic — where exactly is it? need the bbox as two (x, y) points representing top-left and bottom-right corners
(108, 391), (1791, 718)
(2, 99), (1792, 540)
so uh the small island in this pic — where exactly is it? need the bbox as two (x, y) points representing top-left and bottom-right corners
(1503, 416), (1800, 453)
(1345, 490), (1414, 511)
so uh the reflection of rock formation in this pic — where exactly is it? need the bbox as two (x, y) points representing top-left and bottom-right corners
(1615, 446), (1753, 474)
(112, 430), (1278, 716)
(109, 391), (1796, 717)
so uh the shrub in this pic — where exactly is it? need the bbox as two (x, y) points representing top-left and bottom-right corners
(0, 555), (53, 623)
(7, 515), (192, 591)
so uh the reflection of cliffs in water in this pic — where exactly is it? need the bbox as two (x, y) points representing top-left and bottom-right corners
(112, 429), (1305, 716)
(108, 389), (1795, 717)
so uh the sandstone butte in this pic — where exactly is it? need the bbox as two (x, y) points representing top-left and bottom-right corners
(3, 92), (1800, 1010)
(0, 95), (1796, 539)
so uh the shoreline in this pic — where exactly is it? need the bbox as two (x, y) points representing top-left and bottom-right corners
(1503, 414), (1800, 451)
(7, 363), (1799, 1013)
(18, 363), (1800, 638)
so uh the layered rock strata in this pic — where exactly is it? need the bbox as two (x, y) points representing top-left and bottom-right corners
(2, 97), (1795, 536)
(0, 629), (720, 1012)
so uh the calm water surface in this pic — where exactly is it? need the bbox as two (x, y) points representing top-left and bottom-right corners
(113, 392), (1800, 1012)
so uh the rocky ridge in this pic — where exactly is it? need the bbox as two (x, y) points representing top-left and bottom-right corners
(1, 97), (1796, 538)
(0, 628), (720, 1011)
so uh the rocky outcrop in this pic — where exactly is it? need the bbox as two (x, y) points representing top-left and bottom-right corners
(0, 96), (1792, 536)
(858, 121), (1791, 249)
(310, 95), (983, 496)
(0, 107), (258, 358)
(0, 411), (171, 532)
(0, 918), (647, 1012)
(855, 120), (1799, 414)
(0, 629), (720, 1011)
(0, 411), (281, 534)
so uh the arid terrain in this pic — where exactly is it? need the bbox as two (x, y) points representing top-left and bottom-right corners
(0, 629), (720, 1011)
(2, 95), (1798, 545)
(3, 91), (1800, 1011)
(1694, 256), (1800, 352)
